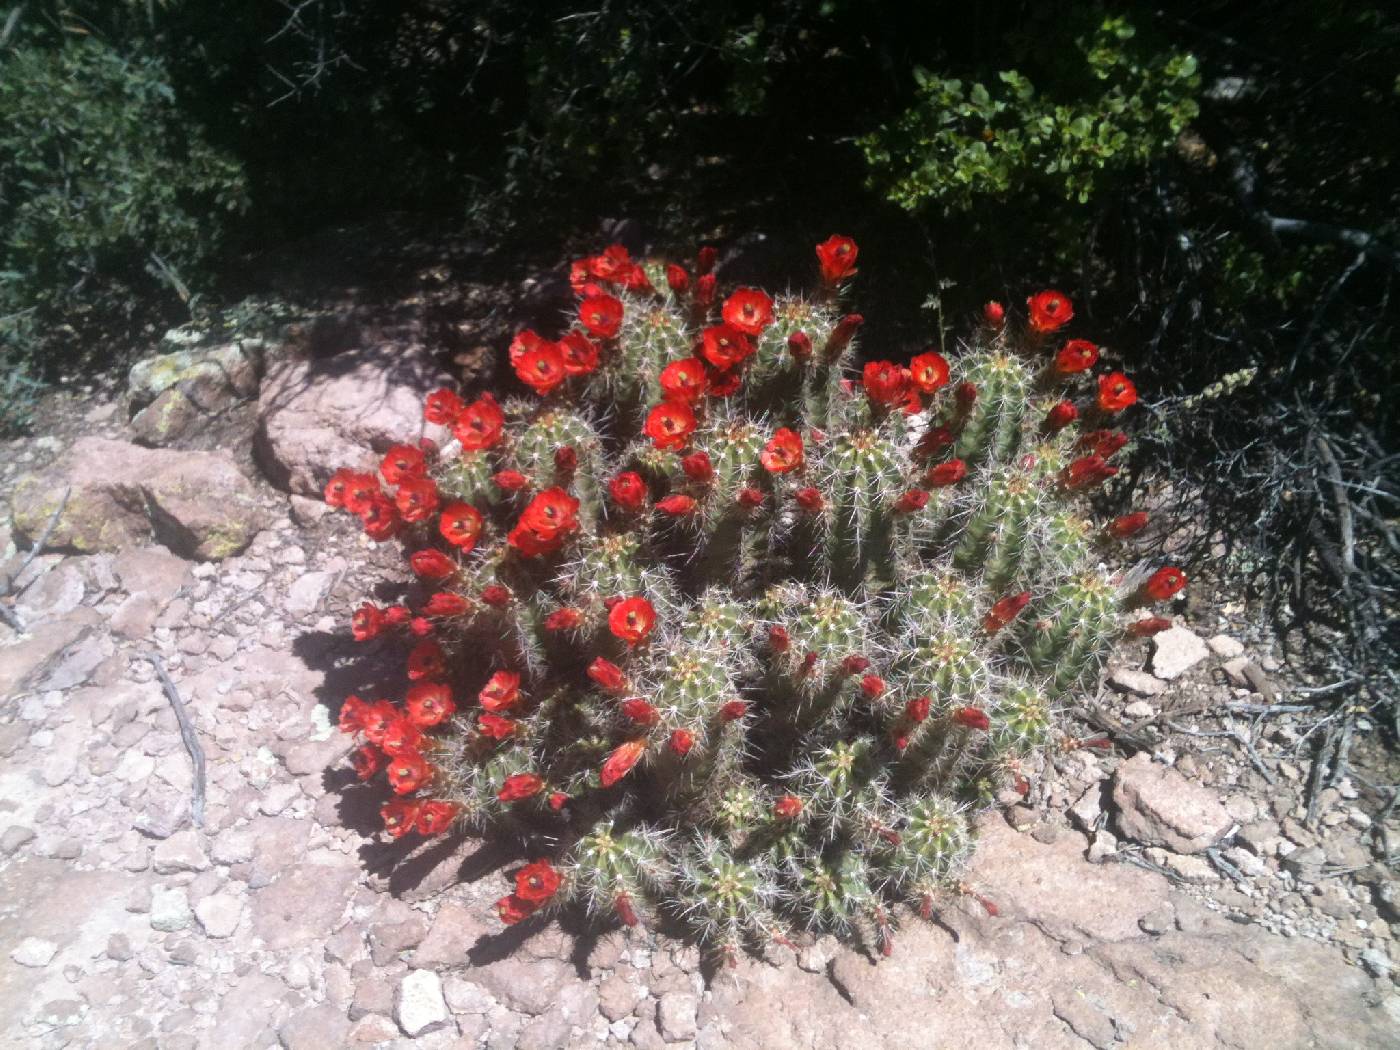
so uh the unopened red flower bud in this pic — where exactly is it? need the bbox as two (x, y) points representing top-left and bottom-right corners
(681, 451), (713, 483)
(917, 424), (954, 459)
(588, 657), (628, 692)
(1062, 454), (1117, 490)
(841, 655), (870, 675)
(493, 469), (529, 491)
(825, 314), (864, 356)
(481, 584), (512, 607)
(860, 674), (886, 699)
(554, 446), (578, 476)
(409, 616), (433, 636)
(696, 246), (718, 276)
(983, 591), (1031, 634)
(1108, 511), (1149, 538)
(548, 791), (569, 811)
(666, 263), (690, 295)
(620, 698), (659, 726)
(719, 699), (747, 722)
(768, 625), (790, 652)
(737, 487), (764, 509)
(956, 382), (978, 408)
(926, 459), (967, 487)
(787, 332), (812, 360)
(793, 486), (824, 512)
(383, 605), (411, 626)
(894, 489), (929, 513)
(1126, 616), (1172, 638)
(983, 301), (1005, 327)
(1143, 567), (1187, 601)
(544, 607), (583, 631)
(657, 494), (698, 516)
(668, 729), (695, 756)
(695, 273), (717, 307)
(615, 892), (639, 927)
(906, 696), (931, 723)
(1045, 401), (1078, 431)
(952, 706), (990, 731)
(774, 795), (803, 819)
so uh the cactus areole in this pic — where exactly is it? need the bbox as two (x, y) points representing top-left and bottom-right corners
(328, 238), (1183, 962)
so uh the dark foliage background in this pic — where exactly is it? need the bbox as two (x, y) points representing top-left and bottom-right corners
(1, 1), (1396, 723)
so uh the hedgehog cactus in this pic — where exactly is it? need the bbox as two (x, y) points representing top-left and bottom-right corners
(329, 236), (1185, 963)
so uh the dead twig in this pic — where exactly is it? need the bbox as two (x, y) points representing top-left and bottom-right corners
(143, 652), (207, 828)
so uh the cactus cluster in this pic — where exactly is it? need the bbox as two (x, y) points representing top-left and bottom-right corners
(327, 237), (1186, 963)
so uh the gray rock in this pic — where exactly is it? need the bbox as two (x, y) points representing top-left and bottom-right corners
(657, 992), (699, 1042)
(11, 936), (58, 967)
(598, 975), (645, 1021)
(1207, 634), (1246, 658)
(279, 1003), (351, 1050)
(150, 885), (193, 932)
(413, 901), (487, 969)
(1359, 948), (1392, 979)
(11, 438), (268, 560)
(1052, 991), (1116, 1050)
(251, 860), (357, 950)
(284, 570), (334, 618)
(1112, 753), (1232, 854)
(442, 976), (497, 1015)
(1, 825), (37, 856)
(255, 341), (449, 496)
(369, 915), (429, 966)
(1108, 666), (1168, 697)
(152, 830), (210, 874)
(195, 893), (243, 939)
(1151, 626), (1210, 680)
(396, 969), (451, 1037)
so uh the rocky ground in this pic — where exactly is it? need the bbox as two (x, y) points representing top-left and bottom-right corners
(1, 319), (1397, 1049)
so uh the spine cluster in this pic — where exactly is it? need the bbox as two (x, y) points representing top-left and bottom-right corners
(326, 236), (1185, 962)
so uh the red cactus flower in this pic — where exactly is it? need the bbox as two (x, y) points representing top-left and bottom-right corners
(477, 713), (519, 740)
(644, 400), (697, 450)
(952, 707), (991, 731)
(454, 392), (506, 451)
(788, 332), (813, 360)
(1062, 454), (1118, 490)
(496, 894), (538, 925)
(700, 324), (754, 371)
(360, 497), (401, 542)
(609, 471), (648, 511)
(736, 487), (764, 509)
(323, 468), (356, 509)
(579, 294), (624, 339)
(481, 583), (512, 607)
(1054, 339), (1099, 374)
(1127, 616), (1173, 638)
(659, 357), (708, 402)
(816, 235), (859, 284)
(548, 791), (569, 811)
(1078, 429), (1129, 458)
(544, 607), (583, 631)
(761, 428), (804, 474)
(1045, 401), (1079, 430)
(588, 244), (632, 281)
(1144, 567), (1187, 601)
(338, 695), (369, 734)
(917, 425), (954, 460)
(1027, 290), (1073, 333)
(669, 728), (696, 756)
(774, 795), (803, 819)
(681, 450), (714, 483)
(983, 301), (1006, 328)
(414, 800), (458, 836)
(696, 246), (718, 275)
(360, 700), (398, 745)
(863, 361), (908, 406)
(351, 603), (384, 642)
(609, 596), (656, 645)
(498, 773), (544, 802)
(984, 591), (1031, 634)
(387, 750), (432, 795)
(927, 459), (967, 487)
(666, 263), (690, 295)
(515, 341), (568, 396)
(516, 860), (562, 903)
(407, 640), (446, 680)
(894, 489), (929, 513)
(436, 503), (483, 553)
(479, 670), (521, 712)
(423, 592), (470, 618)
(380, 444), (427, 486)
(841, 655), (871, 675)
(695, 273), (717, 307)
(793, 487), (824, 512)
(383, 605), (411, 626)
(493, 470), (529, 493)
(719, 699), (748, 722)
(406, 682), (455, 727)
(826, 314), (864, 355)
(588, 658), (629, 693)
(615, 893), (639, 927)
(909, 351), (950, 394)
(351, 744), (385, 780)
(906, 696), (931, 723)
(381, 800), (422, 839)
(409, 616), (433, 637)
(621, 698), (659, 726)
(395, 476), (439, 523)
(722, 288), (774, 335)
(342, 472), (381, 514)
(657, 494), (697, 516)
(509, 329), (543, 367)
(600, 739), (647, 787)
(424, 388), (465, 426)
(709, 369), (742, 397)
(1108, 512), (1149, 538)
(509, 487), (581, 556)
(768, 625), (791, 652)
(860, 674), (886, 699)
(558, 330), (600, 376)
(1097, 372), (1138, 413)
(380, 715), (424, 756)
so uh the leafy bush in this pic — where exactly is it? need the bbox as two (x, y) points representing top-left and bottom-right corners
(0, 30), (248, 373)
(327, 238), (1185, 959)
(860, 15), (1200, 212)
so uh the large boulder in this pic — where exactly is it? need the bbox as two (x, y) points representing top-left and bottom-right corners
(254, 341), (449, 496)
(127, 340), (264, 447)
(10, 438), (268, 561)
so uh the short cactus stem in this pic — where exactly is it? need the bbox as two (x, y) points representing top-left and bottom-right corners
(326, 237), (1161, 963)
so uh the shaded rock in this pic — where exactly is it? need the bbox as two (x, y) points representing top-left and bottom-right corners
(279, 1003), (351, 1050)
(255, 341), (449, 496)
(1112, 753), (1232, 854)
(469, 956), (570, 1015)
(413, 900), (487, 969)
(1108, 666), (1167, 697)
(1207, 634), (1245, 658)
(1151, 626), (1210, 680)
(11, 438), (268, 560)
(0, 608), (103, 696)
(128, 341), (262, 447)
(396, 969), (450, 1037)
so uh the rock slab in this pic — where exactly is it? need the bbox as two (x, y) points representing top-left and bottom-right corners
(1112, 752), (1233, 853)
(1151, 626), (1210, 680)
